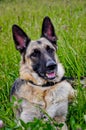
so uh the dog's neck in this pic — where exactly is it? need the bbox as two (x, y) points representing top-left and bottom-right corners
(27, 80), (58, 87)
(19, 62), (65, 86)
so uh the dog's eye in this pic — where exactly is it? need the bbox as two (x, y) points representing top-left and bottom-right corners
(46, 45), (54, 54)
(30, 49), (40, 58)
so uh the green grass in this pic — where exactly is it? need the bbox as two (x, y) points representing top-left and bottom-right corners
(0, 0), (86, 129)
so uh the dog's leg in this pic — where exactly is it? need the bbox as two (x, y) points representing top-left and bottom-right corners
(54, 116), (68, 130)
(61, 123), (68, 130)
(19, 99), (41, 123)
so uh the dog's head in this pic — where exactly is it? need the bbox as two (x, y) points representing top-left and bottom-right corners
(12, 17), (64, 85)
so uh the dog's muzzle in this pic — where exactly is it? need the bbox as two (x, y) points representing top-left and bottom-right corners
(45, 60), (57, 80)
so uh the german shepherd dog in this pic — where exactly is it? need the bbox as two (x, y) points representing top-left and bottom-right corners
(11, 17), (75, 130)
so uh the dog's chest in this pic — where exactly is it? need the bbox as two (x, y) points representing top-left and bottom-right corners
(29, 84), (69, 118)
(16, 81), (73, 120)
(19, 82), (69, 110)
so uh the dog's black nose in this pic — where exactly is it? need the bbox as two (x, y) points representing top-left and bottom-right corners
(46, 60), (57, 70)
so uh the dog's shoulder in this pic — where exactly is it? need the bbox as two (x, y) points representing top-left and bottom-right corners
(57, 80), (75, 101)
(48, 79), (75, 102)
(10, 78), (26, 96)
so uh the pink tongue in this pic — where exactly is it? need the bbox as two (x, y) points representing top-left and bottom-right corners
(47, 72), (55, 78)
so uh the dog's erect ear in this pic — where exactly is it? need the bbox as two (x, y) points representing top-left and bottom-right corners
(12, 25), (30, 53)
(41, 16), (57, 46)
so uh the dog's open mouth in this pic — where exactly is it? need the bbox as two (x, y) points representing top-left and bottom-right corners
(46, 72), (56, 80)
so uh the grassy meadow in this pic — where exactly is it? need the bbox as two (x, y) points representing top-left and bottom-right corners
(0, 0), (86, 129)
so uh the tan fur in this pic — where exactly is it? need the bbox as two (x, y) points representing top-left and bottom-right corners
(20, 38), (65, 85)
(13, 78), (75, 130)
(11, 38), (75, 130)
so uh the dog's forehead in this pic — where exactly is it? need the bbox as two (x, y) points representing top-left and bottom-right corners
(26, 38), (55, 54)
